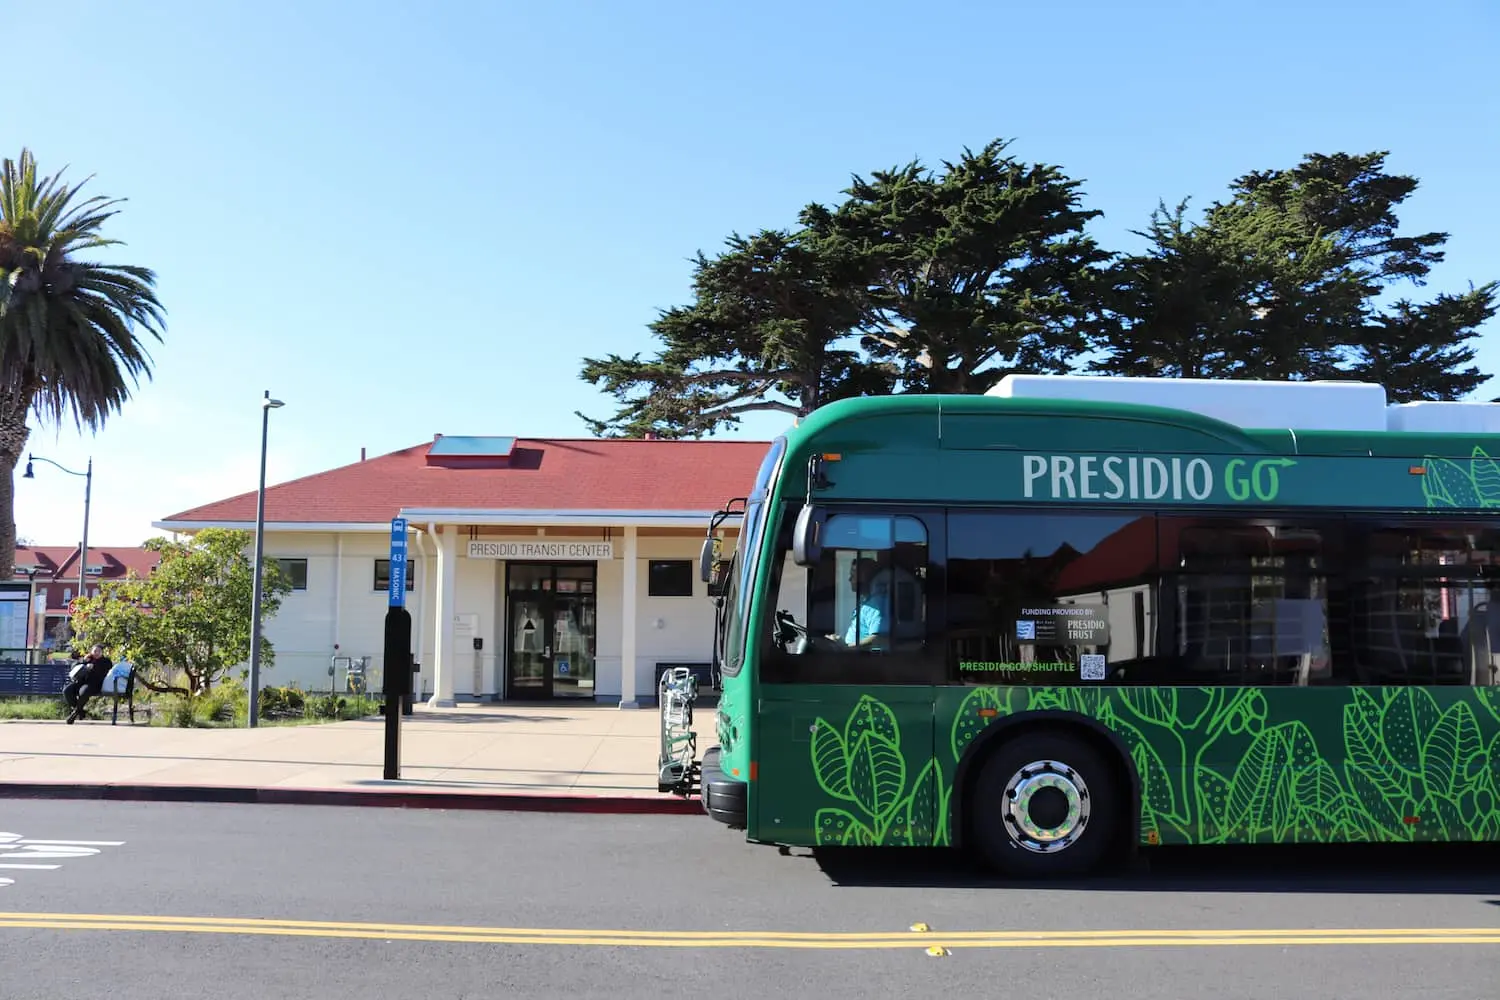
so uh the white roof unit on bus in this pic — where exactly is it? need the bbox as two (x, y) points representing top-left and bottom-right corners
(988, 374), (1390, 432)
(1385, 400), (1500, 434)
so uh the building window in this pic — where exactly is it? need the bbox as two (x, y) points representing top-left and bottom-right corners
(275, 558), (308, 591)
(647, 559), (694, 597)
(373, 558), (415, 592)
(946, 511), (1154, 686)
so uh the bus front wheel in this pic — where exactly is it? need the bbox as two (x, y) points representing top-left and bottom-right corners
(970, 731), (1121, 878)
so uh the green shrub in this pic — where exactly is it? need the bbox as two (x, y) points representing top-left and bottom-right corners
(138, 681), (380, 727)
(168, 696), (197, 728)
(305, 694), (341, 720)
(259, 685), (287, 718)
(258, 684), (313, 720)
(0, 697), (68, 721)
(200, 684), (244, 724)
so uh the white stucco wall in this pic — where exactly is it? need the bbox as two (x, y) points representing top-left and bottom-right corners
(250, 525), (735, 701)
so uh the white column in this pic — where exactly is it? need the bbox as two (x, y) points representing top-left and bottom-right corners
(619, 525), (639, 709)
(428, 525), (457, 707)
(412, 533), (428, 700)
(331, 534), (343, 651)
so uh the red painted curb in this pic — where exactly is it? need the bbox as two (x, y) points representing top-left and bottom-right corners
(0, 781), (704, 815)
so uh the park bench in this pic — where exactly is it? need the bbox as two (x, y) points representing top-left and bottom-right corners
(0, 661), (70, 698)
(0, 660), (138, 725)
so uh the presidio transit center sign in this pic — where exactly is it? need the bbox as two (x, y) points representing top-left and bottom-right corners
(466, 540), (615, 560)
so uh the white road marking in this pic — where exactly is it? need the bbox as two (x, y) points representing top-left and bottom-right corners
(16, 840), (125, 847)
(0, 832), (124, 888)
(1, 847), (100, 860)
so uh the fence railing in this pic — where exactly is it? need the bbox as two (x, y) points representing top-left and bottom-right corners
(0, 647), (75, 665)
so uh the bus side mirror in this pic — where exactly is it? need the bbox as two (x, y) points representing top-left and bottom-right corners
(792, 505), (826, 566)
(702, 538), (733, 596)
(699, 537), (716, 583)
(707, 561), (731, 597)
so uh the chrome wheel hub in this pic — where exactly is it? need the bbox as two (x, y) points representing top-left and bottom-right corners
(1001, 759), (1090, 853)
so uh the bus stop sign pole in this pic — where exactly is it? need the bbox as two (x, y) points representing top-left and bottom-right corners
(383, 517), (412, 780)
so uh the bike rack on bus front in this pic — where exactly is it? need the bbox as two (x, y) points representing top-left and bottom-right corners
(656, 667), (700, 796)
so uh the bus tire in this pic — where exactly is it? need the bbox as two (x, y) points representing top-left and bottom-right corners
(969, 731), (1120, 878)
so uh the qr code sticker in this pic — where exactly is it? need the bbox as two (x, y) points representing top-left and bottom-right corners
(1015, 620), (1035, 640)
(1079, 654), (1107, 681)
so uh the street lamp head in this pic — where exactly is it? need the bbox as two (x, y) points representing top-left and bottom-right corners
(22, 460), (33, 479)
(264, 397), (284, 409)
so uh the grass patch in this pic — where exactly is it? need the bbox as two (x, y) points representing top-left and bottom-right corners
(0, 697), (69, 721)
(0, 685), (383, 727)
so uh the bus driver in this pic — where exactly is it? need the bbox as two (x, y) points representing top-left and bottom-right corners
(826, 556), (890, 648)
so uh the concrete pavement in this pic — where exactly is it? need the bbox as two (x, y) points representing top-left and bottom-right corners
(0, 702), (713, 811)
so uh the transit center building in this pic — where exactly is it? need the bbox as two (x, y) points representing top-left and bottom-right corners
(154, 434), (765, 707)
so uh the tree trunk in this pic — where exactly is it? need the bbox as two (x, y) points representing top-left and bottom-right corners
(0, 392), (33, 579)
(801, 366), (821, 415)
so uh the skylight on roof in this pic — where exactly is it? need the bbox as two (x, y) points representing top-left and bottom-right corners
(427, 436), (517, 458)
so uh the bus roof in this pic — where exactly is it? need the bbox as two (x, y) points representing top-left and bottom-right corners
(784, 384), (1500, 459)
(990, 373), (1500, 435)
(776, 384), (1500, 512)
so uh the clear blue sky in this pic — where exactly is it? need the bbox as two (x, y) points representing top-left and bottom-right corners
(6, 0), (1497, 547)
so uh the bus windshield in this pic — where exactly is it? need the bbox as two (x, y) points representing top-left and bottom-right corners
(719, 437), (786, 676)
(719, 499), (762, 677)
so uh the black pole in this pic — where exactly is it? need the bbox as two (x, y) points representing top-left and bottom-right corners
(383, 516), (412, 780)
(383, 606), (412, 780)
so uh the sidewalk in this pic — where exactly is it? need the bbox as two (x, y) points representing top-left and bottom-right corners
(0, 703), (715, 813)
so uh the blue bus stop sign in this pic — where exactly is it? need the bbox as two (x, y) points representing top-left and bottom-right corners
(388, 517), (408, 607)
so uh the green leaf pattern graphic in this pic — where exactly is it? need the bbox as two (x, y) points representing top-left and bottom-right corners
(905, 759), (939, 846)
(808, 694), (938, 847)
(807, 687), (1500, 848)
(1423, 702), (1484, 798)
(1423, 459), (1481, 507)
(1381, 688), (1441, 778)
(1422, 448), (1500, 509)
(811, 719), (854, 801)
(1470, 447), (1500, 506)
(814, 807), (862, 846)
(1475, 689), (1500, 726)
(848, 731), (905, 820)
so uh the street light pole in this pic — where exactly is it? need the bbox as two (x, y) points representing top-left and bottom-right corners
(247, 390), (284, 728)
(78, 457), (92, 620)
(23, 454), (93, 647)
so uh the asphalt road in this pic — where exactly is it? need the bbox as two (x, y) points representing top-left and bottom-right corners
(2, 800), (1498, 999)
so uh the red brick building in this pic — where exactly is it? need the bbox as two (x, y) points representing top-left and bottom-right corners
(10, 543), (161, 653)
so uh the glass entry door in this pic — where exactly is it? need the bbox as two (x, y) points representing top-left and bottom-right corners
(505, 563), (597, 699)
(507, 594), (547, 696)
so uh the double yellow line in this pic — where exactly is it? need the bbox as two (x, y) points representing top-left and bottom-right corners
(1, 913), (1498, 950)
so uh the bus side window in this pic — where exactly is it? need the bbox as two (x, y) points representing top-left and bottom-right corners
(767, 512), (929, 666)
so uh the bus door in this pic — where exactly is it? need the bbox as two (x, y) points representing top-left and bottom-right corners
(753, 507), (948, 848)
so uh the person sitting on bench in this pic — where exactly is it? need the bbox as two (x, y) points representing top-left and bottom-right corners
(64, 645), (113, 724)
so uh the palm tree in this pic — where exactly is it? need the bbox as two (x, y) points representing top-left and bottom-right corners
(0, 149), (165, 577)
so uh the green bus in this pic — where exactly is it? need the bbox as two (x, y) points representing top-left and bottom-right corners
(659, 377), (1500, 877)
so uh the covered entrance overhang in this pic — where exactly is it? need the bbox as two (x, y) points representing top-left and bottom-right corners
(399, 508), (733, 708)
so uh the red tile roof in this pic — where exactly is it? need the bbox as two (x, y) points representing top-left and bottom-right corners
(13, 544), (161, 581)
(158, 437), (773, 525)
